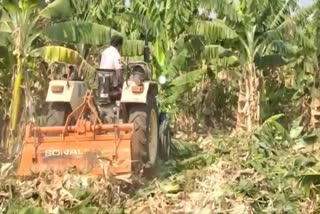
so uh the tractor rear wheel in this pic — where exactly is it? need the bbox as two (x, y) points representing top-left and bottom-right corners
(46, 102), (72, 126)
(128, 96), (159, 175)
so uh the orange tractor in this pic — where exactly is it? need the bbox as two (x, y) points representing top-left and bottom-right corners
(16, 44), (171, 178)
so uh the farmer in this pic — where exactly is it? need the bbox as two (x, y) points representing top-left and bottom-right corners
(99, 35), (124, 87)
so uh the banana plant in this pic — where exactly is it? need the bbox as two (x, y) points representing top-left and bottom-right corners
(0, 0), (53, 138)
(30, 45), (97, 88)
(265, 2), (319, 129)
(189, 0), (300, 132)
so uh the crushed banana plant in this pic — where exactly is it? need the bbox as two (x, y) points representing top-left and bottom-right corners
(0, 165), (131, 213)
(125, 122), (320, 214)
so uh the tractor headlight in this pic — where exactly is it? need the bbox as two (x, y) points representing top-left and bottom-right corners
(159, 75), (166, 85)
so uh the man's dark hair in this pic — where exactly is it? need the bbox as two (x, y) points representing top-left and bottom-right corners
(110, 35), (123, 48)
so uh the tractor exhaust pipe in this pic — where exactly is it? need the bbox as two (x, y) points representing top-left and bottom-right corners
(144, 34), (150, 64)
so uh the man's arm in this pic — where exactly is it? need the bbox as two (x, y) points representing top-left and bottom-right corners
(113, 53), (124, 87)
(99, 51), (107, 69)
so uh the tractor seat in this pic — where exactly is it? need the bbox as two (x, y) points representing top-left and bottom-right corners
(95, 68), (122, 102)
(96, 68), (118, 86)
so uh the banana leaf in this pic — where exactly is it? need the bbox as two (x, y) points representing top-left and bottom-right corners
(31, 45), (97, 89)
(39, 0), (73, 20)
(43, 21), (121, 46)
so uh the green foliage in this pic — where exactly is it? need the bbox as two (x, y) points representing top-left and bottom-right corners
(254, 114), (320, 150)
(261, 79), (297, 125)
(43, 21), (121, 46)
(31, 45), (97, 88)
(169, 138), (201, 159)
(5, 199), (36, 214)
(0, 32), (10, 47)
(40, 0), (73, 20)
(18, 207), (46, 214)
(120, 40), (146, 57)
(199, 0), (241, 23)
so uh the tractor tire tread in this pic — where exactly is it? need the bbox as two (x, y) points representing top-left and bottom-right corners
(46, 102), (72, 127)
(128, 95), (159, 175)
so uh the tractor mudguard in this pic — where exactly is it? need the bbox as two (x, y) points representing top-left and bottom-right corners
(120, 81), (158, 104)
(46, 80), (88, 110)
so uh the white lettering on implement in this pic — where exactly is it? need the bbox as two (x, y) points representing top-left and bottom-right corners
(44, 149), (83, 157)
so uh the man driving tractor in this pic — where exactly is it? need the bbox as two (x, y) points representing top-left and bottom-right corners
(99, 35), (124, 88)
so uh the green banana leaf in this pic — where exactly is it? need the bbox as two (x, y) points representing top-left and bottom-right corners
(39, 0), (73, 20)
(31, 45), (97, 89)
(43, 21), (121, 46)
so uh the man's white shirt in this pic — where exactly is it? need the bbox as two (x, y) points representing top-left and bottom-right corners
(99, 46), (122, 70)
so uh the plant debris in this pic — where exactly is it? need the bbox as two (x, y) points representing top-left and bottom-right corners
(2, 125), (320, 213)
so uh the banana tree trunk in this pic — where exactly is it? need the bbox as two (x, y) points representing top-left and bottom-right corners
(10, 56), (23, 134)
(236, 63), (260, 132)
(310, 88), (320, 129)
(310, 69), (320, 129)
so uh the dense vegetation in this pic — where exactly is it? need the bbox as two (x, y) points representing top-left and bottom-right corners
(2, 0), (320, 213)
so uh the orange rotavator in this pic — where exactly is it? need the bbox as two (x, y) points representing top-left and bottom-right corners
(17, 91), (133, 177)
(16, 42), (171, 178)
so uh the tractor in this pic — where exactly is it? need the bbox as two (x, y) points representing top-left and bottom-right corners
(16, 41), (171, 178)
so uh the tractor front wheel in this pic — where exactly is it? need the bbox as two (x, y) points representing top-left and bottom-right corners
(159, 112), (171, 160)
